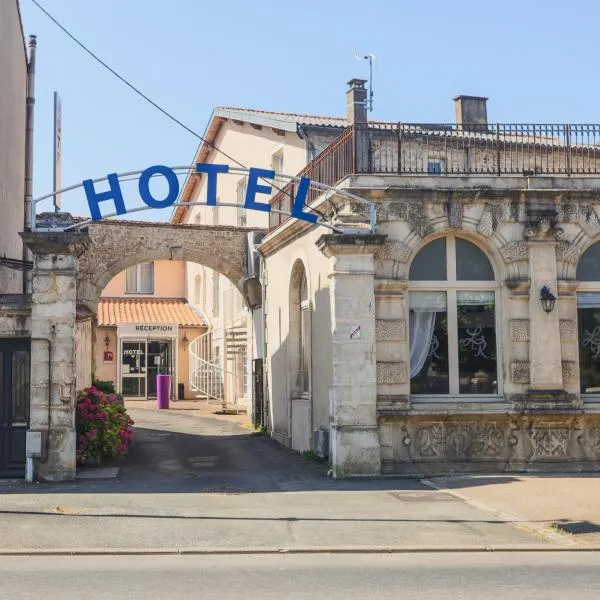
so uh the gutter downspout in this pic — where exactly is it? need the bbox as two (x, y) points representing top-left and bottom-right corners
(23, 35), (37, 294)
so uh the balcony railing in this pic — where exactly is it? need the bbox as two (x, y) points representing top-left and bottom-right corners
(269, 122), (600, 230)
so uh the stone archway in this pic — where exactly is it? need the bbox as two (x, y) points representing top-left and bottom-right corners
(77, 220), (256, 314)
(21, 218), (264, 481)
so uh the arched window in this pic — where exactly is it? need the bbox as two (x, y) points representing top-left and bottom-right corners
(289, 261), (310, 395)
(576, 243), (600, 394)
(409, 236), (498, 396)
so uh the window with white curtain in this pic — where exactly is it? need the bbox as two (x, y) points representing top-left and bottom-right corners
(236, 178), (247, 226)
(576, 243), (600, 394)
(409, 236), (498, 396)
(125, 263), (154, 294)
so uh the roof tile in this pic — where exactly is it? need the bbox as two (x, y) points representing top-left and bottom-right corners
(98, 298), (206, 328)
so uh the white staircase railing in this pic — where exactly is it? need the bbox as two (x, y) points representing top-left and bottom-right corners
(189, 327), (247, 410)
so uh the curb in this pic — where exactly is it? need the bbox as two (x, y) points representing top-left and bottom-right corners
(0, 544), (594, 557)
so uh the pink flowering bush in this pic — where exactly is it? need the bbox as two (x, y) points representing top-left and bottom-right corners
(76, 386), (134, 465)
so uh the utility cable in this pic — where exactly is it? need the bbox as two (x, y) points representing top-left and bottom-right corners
(29, 0), (326, 219)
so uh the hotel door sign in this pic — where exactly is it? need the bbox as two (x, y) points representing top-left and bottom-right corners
(103, 350), (114, 363)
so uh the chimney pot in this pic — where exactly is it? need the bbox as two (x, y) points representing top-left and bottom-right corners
(454, 95), (488, 131)
(347, 78), (368, 124)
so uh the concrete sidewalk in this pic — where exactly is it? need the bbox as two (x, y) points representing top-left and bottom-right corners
(0, 405), (592, 555)
(0, 485), (556, 554)
(428, 474), (600, 547)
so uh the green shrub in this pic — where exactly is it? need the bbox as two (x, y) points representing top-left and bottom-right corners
(92, 377), (116, 394)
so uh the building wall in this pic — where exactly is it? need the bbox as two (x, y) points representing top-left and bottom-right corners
(94, 325), (204, 399)
(263, 226), (334, 449)
(101, 260), (186, 298)
(0, 0), (27, 293)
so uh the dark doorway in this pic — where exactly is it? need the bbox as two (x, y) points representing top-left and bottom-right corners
(0, 339), (30, 476)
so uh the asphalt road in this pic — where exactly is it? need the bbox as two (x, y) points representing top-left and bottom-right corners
(2, 552), (600, 599)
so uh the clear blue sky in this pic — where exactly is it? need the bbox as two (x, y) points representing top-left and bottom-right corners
(20, 0), (600, 218)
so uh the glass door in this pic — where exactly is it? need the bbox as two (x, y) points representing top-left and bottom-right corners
(146, 340), (172, 398)
(121, 340), (146, 398)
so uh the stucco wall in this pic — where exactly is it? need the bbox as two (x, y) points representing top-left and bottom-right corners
(0, 0), (26, 293)
(101, 260), (186, 298)
(263, 226), (334, 448)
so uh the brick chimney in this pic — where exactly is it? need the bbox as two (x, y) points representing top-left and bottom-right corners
(346, 78), (368, 124)
(454, 95), (488, 131)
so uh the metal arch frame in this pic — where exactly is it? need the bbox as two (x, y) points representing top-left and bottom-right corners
(31, 165), (377, 233)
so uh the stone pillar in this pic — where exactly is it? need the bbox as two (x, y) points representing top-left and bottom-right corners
(524, 220), (564, 393)
(21, 231), (90, 481)
(316, 233), (386, 478)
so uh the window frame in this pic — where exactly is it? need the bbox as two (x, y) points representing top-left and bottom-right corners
(576, 280), (600, 402)
(125, 262), (154, 295)
(408, 235), (501, 401)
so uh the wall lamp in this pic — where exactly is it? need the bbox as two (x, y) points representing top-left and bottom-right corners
(104, 334), (110, 349)
(182, 333), (189, 351)
(540, 286), (557, 314)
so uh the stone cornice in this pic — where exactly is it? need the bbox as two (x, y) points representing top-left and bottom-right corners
(20, 231), (91, 256)
(316, 233), (386, 258)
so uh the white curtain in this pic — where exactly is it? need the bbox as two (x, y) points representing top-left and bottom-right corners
(409, 311), (436, 378)
(409, 292), (447, 379)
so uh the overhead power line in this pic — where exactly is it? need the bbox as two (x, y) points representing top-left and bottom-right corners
(29, 0), (324, 217)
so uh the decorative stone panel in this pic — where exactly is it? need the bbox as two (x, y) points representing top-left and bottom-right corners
(414, 423), (506, 460)
(447, 201), (463, 228)
(376, 362), (408, 384)
(560, 319), (577, 341)
(556, 241), (580, 264)
(375, 319), (406, 342)
(500, 241), (529, 263)
(562, 361), (578, 385)
(509, 319), (530, 342)
(529, 425), (570, 460)
(375, 240), (413, 263)
(511, 361), (530, 384)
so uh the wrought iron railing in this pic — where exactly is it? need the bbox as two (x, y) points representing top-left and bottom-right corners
(268, 122), (600, 230)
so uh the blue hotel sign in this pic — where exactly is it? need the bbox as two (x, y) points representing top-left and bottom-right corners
(83, 163), (317, 224)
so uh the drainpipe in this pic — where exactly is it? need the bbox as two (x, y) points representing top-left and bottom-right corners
(23, 35), (37, 294)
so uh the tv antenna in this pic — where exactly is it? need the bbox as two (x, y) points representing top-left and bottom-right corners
(354, 50), (375, 112)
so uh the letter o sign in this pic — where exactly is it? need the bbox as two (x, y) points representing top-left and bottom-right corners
(138, 165), (180, 209)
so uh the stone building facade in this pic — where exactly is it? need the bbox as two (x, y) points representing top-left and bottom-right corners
(260, 85), (600, 477)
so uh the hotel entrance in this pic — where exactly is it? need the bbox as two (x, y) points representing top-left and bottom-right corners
(117, 324), (178, 400)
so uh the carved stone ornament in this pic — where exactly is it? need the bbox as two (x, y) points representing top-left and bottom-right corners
(561, 361), (578, 385)
(555, 241), (581, 264)
(500, 241), (529, 263)
(376, 362), (408, 385)
(376, 241), (413, 263)
(509, 319), (530, 342)
(589, 426), (600, 455)
(529, 426), (570, 459)
(511, 361), (531, 384)
(447, 201), (463, 228)
(415, 423), (506, 460)
(559, 320), (577, 341)
(375, 319), (406, 342)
